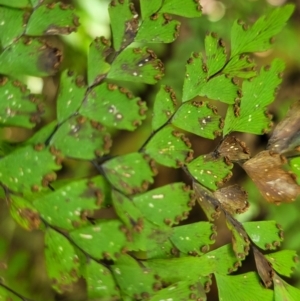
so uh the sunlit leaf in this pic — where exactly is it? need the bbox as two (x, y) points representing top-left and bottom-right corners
(243, 221), (284, 250)
(83, 259), (120, 299)
(107, 47), (164, 84)
(0, 37), (62, 77)
(170, 222), (216, 256)
(223, 59), (285, 135)
(223, 54), (257, 78)
(215, 272), (274, 301)
(50, 115), (111, 160)
(70, 219), (127, 260)
(102, 152), (155, 195)
(34, 176), (110, 230)
(230, 4), (294, 57)
(144, 126), (193, 168)
(172, 101), (223, 139)
(152, 85), (177, 130)
(188, 154), (233, 190)
(9, 195), (41, 231)
(0, 6), (24, 47)
(45, 228), (80, 293)
(88, 37), (111, 86)
(109, 0), (138, 50)
(140, 0), (161, 18)
(0, 145), (61, 194)
(0, 77), (42, 128)
(57, 70), (85, 123)
(265, 250), (299, 277)
(133, 182), (193, 227)
(161, 0), (202, 18)
(135, 14), (180, 43)
(26, 2), (79, 36)
(79, 83), (147, 130)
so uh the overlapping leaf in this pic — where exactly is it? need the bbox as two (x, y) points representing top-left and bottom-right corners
(102, 152), (155, 195)
(215, 272), (274, 301)
(223, 59), (285, 135)
(133, 182), (193, 227)
(88, 37), (111, 86)
(45, 228), (80, 293)
(0, 37), (62, 76)
(243, 221), (284, 250)
(26, 2), (79, 36)
(0, 6), (24, 48)
(223, 54), (257, 78)
(34, 176), (110, 230)
(160, 0), (202, 18)
(107, 47), (164, 84)
(0, 78), (42, 128)
(144, 126), (193, 167)
(50, 115), (111, 160)
(70, 219), (127, 260)
(273, 274), (300, 301)
(79, 83), (147, 130)
(0, 145), (61, 194)
(140, 0), (161, 18)
(152, 85), (177, 130)
(0, 0), (30, 8)
(230, 4), (294, 57)
(187, 154), (233, 190)
(172, 101), (223, 139)
(57, 70), (85, 123)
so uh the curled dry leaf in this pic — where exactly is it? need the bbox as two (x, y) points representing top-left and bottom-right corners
(267, 100), (300, 156)
(216, 135), (250, 162)
(213, 184), (249, 215)
(242, 150), (300, 204)
(253, 246), (274, 288)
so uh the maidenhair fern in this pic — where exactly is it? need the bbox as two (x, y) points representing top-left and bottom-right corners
(0, 1), (299, 301)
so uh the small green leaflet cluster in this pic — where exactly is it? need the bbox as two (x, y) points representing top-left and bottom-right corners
(0, 1), (299, 301)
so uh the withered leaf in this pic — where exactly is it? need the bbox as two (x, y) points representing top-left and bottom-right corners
(217, 135), (250, 162)
(213, 184), (249, 215)
(242, 150), (300, 204)
(268, 100), (300, 156)
(253, 246), (274, 288)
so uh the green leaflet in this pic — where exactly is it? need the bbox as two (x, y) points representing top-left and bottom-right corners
(152, 85), (177, 130)
(34, 176), (111, 230)
(107, 47), (164, 84)
(273, 274), (300, 301)
(70, 219), (127, 260)
(0, 78), (42, 128)
(223, 54), (257, 78)
(230, 4), (294, 57)
(56, 70), (85, 123)
(243, 221), (284, 251)
(160, 0), (202, 18)
(0, 0), (30, 8)
(265, 250), (298, 277)
(215, 272), (274, 301)
(187, 154), (233, 191)
(45, 228), (80, 293)
(140, 0), (161, 18)
(102, 152), (155, 195)
(144, 126), (193, 168)
(25, 2), (79, 36)
(133, 182), (193, 227)
(0, 37), (62, 77)
(223, 59), (285, 135)
(169, 221), (216, 256)
(135, 14), (180, 44)
(83, 259), (120, 299)
(87, 37), (111, 86)
(172, 101), (223, 139)
(0, 6), (24, 48)
(0, 145), (61, 194)
(79, 83), (147, 130)
(108, 0), (138, 50)
(50, 115), (112, 160)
